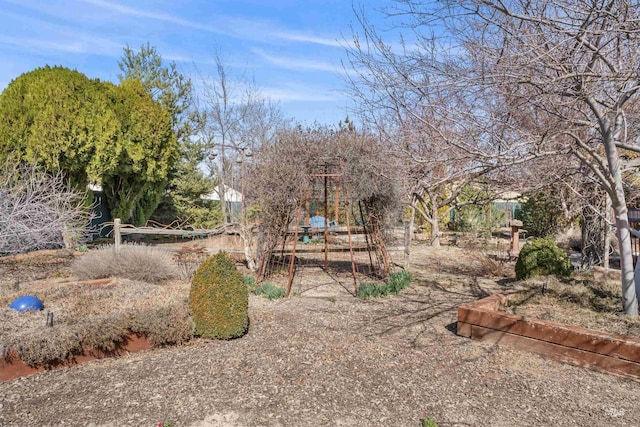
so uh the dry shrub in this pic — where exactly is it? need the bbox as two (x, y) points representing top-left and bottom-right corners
(505, 276), (640, 337)
(0, 161), (89, 256)
(227, 252), (246, 265)
(173, 244), (209, 280)
(128, 306), (193, 346)
(555, 227), (582, 251)
(10, 328), (82, 367)
(72, 243), (179, 282)
(76, 314), (129, 353)
(467, 251), (508, 277)
(0, 278), (192, 366)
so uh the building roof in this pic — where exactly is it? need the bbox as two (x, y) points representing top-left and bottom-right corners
(201, 185), (243, 203)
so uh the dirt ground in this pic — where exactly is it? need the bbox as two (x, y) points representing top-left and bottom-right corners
(2, 244), (640, 426)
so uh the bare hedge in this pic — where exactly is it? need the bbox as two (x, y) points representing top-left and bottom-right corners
(0, 161), (89, 256)
(71, 243), (179, 282)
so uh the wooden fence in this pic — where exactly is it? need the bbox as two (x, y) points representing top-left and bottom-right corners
(112, 218), (222, 253)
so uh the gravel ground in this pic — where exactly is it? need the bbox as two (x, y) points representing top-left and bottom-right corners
(1, 246), (640, 426)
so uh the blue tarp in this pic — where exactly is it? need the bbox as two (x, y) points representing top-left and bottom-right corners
(308, 215), (338, 231)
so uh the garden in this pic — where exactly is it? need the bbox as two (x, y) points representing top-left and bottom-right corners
(2, 235), (640, 426)
(3, 3), (640, 424)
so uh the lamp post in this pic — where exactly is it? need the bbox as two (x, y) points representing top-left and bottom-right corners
(209, 145), (252, 224)
(235, 147), (252, 226)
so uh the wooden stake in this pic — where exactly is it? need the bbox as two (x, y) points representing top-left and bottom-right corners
(286, 193), (305, 297)
(344, 193), (358, 295)
(324, 163), (328, 269)
(114, 218), (121, 255)
(334, 186), (339, 223)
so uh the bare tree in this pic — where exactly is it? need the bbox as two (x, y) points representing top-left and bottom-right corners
(0, 160), (90, 255)
(346, 0), (640, 314)
(200, 53), (284, 223)
(452, 0), (640, 315)
(343, 5), (561, 247)
(199, 53), (284, 270)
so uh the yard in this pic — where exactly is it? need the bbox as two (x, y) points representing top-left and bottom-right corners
(1, 242), (640, 426)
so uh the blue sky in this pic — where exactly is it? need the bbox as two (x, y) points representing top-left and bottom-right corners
(0, 0), (392, 125)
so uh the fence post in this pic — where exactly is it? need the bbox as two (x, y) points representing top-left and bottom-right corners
(114, 218), (121, 255)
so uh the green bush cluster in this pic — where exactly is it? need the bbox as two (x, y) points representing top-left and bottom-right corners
(358, 270), (412, 299)
(189, 252), (249, 339)
(515, 237), (572, 281)
(244, 275), (286, 300)
(420, 416), (439, 427)
(520, 191), (568, 238)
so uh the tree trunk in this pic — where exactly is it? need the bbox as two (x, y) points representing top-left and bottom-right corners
(604, 194), (611, 270)
(241, 225), (256, 272)
(404, 199), (416, 269)
(429, 192), (441, 247)
(219, 147), (227, 223)
(604, 119), (638, 315)
(615, 209), (638, 315)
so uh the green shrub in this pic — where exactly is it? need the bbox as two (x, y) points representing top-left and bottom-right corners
(515, 237), (572, 281)
(189, 252), (249, 339)
(358, 282), (381, 299)
(244, 275), (286, 300)
(388, 270), (412, 294)
(520, 192), (567, 238)
(420, 416), (439, 427)
(244, 275), (256, 288)
(358, 270), (412, 299)
(256, 282), (286, 300)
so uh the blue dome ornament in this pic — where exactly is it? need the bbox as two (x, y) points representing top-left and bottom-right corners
(10, 295), (44, 312)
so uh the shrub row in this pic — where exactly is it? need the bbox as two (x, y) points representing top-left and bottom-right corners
(3, 303), (192, 367)
(358, 270), (412, 299)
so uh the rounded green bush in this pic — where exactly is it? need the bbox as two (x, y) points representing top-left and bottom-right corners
(189, 252), (249, 339)
(515, 237), (572, 281)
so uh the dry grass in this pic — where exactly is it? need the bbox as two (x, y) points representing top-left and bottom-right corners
(504, 275), (640, 338)
(71, 243), (179, 282)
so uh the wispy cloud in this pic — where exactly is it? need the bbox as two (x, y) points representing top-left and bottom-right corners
(261, 83), (344, 103)
(78, 0), (344, 49)
(0, 7), (124, 57)
(0, 33), (121, 57)
(0, 35), (84, 54)
(270, 30), (341, 48)
(251, 48), (339, 73)
(78, 0), (224, 34)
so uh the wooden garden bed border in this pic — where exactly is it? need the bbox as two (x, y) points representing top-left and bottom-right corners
(457, 293), (640, 379)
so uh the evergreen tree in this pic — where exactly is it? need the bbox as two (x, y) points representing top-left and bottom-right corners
(118, 44), (220, 227)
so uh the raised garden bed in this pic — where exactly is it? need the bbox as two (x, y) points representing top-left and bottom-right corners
(457, 293), (640, 379)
